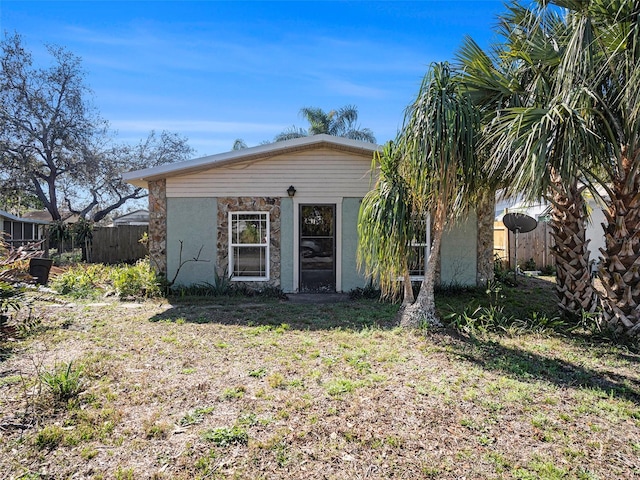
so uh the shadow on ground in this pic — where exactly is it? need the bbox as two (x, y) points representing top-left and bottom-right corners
(440, 332), (640, 405)
(148, 296), (401, 331)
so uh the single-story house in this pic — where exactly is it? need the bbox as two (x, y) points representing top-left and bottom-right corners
(0, 209), (49, 248)
(112, 209), (150, 226)
(123, 134), (481, 293)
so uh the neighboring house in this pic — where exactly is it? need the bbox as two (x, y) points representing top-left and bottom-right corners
(124, 135), (480, 293)
(112, 209), (150, 226)
(494, 195), (606, 270)
(0, 209), (49, 247)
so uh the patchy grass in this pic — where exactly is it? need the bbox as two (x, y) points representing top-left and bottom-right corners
(0, 277), (639, 479)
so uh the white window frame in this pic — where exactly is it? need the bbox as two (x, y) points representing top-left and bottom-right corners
(408, 213), (431, 282)
(228, 211), (270, 281)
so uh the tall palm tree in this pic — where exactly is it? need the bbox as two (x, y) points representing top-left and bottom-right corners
(482, 0), (640, 337)
(397, 63), (480, 327)
(566, 0), (640, 337)
(274, 105), (376, 143)
(459, 2), (600, 318)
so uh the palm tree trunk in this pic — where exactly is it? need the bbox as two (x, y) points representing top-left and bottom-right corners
(476, 188), (496, 287)
(599, 148), (640, 338)
(399, 203), (446, 328)
(548, 174), (598, 319)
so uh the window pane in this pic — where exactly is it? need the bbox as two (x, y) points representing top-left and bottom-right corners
(24, 223), (34, 240)
(233, 246), (266, 277)
(12, 222), (23, 240)
(232, 213), (267, 245)
(408, 244), (426, 277)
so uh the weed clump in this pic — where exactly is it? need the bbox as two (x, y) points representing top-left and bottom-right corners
(201, 426), (248, 446)
(40, 361), (85, 402)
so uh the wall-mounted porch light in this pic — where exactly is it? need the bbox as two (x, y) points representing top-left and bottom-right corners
(287, 185), (296, 197)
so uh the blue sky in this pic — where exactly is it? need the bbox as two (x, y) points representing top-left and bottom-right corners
(1, 1), (505, 157)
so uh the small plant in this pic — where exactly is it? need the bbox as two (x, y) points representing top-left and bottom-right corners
(34, 424), (65, 450)
(201, 426), (248, 446)
(143, 419), (172, 439)
(110, 260), (161, 298)
(178, 406), (214, 427)
(221, 386), (246, 400)
(40, 361), (84, 402)
(249, 367), (267, 378)
(325, 378), (359, 396)
(0, 281), (24, 338)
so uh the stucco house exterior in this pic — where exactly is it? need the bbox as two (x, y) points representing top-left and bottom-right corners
(123, 134), (480, 293)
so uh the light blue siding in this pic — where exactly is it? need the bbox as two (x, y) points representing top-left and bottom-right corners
(440, 212), (477, 286)
(280, 198), (294, 292)
(166, 198), (218, 286)
(342, 198), (368, 292)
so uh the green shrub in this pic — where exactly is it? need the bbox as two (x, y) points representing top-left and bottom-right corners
(110, 260), (161, 298)
(52, 260), (162, 299)
(0, 281), (24, 314)
(51, 264), (109, 298)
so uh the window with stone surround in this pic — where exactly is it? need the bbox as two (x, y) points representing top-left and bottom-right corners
(228, 211), (270, 281)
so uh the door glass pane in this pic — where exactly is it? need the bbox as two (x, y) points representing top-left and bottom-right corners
(300, 205), (335, 292)
(301, 206), (333, 237)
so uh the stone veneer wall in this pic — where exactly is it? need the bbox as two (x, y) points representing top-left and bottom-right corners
(217, 197), (281, 288)
(148, 179), (167, 275)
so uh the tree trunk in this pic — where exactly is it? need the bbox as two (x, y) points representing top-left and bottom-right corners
(599, 148), (640, 338)
(476, 188), (496, 287)
(395, 266), (417, 324)
(548, 174), (598, 319)
(400, 204), (446, 328)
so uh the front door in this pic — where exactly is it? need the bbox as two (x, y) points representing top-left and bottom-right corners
(299, 204), (336, 292)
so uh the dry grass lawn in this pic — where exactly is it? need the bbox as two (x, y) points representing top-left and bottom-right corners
(1, 279), (639, 479)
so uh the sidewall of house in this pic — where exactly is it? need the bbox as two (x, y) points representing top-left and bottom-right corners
(166, 198), (218, 286)
(441, 211), (477, 286)
(341, 198), (367, 292)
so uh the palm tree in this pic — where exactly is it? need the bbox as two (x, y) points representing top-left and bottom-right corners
(480, 0), (640, 337)
(357, 143), (417, 308)
(458, 2), (600, 319)
(232, 139), (247, 150)
(395, 62), (479, 327)
(566, 0), (640, 337)
(274, 105), (376, 143)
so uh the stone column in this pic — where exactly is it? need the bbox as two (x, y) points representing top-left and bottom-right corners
(148, 179), (167, 276)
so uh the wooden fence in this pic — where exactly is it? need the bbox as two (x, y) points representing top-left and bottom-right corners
(494, 221), (555, 270)
(89, 225), (148, 264)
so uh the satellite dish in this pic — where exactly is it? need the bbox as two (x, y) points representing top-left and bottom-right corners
(503, 213), (538, 233)
(502, 212), (538, 284)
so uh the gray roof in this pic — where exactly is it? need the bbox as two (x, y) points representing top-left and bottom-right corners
(123, 134), (380, 188)
(0, 209), (50, 225)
